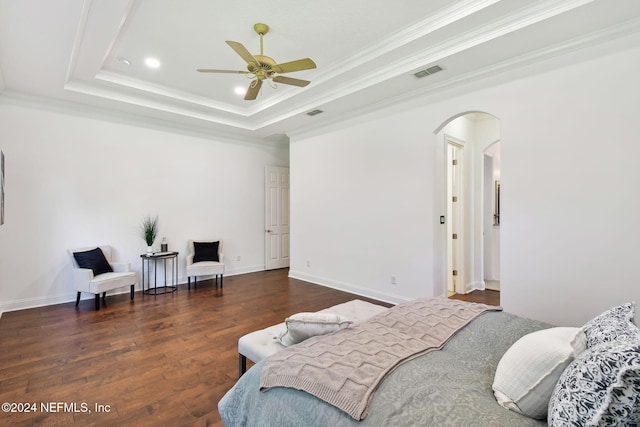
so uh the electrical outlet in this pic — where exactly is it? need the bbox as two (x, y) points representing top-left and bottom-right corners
(306, 260), (310, 267)
(391, 275), (396, 285)
(236, 255), (241, 262)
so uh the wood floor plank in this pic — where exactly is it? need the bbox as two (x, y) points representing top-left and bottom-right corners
(0, 268), (494, 426)
(450, 289), (500, 306)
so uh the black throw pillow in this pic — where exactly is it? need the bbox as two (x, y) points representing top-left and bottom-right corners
(73, 247), (113, 276)
(193, 241), (220, 263)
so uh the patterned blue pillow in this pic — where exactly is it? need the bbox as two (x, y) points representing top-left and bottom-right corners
(548, 339), (640, 426)
(582, 302), (639, 348)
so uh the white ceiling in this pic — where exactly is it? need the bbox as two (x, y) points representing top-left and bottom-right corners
(1, 0), (640, 144)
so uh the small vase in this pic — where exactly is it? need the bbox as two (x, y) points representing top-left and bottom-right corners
(147, 246), (153, 254)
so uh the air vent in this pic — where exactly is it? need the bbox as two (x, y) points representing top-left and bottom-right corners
(306, 109), (324, 116)
(413, 65), (443, 79)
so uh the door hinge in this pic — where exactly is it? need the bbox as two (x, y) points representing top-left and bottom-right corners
(452, 233), (458, 239)
(452, 196), (458, 202)
(452, 270), (458, 276)
(452, 159), (458, 166)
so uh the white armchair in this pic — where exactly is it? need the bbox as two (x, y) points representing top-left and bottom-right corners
(69, 245), (137, 310)
(186, 240), (225, 289)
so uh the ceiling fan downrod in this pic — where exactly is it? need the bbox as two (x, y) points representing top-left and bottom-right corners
(253, 23), (269, 56)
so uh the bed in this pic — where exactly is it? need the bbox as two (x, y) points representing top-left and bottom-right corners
(218, 299), (640, 427)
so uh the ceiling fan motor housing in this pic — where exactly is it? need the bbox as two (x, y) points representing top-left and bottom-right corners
(248, 55), (276, 79)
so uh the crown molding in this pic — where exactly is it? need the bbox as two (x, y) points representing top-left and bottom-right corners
(307, 0), (503, 88)
(288, 18), (640, 141)
(261, 0), (599, 132)
(0, 90), (288, 148)
(94, 70), (249, 115)
(62, 0), (595, 133)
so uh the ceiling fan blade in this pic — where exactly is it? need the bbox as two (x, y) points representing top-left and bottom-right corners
(271, 58), (317, 74)
(244, 79), (263, 100)
(197, 68), (252, 74)
(226, 41), (260, 66)
(272, 76), (310, 87)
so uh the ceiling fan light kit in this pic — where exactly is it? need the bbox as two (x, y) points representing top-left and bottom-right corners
(197, 23), (317, 100)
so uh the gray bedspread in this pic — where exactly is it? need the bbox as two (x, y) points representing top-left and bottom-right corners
(219, 310), (551, 427)
(261, 298), (500, 420)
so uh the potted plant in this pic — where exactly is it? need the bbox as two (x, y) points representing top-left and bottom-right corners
(140, 215), (159, 253)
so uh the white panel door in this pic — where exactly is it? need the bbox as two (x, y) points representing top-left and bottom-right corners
(265, 166), (290, 270)
(447, 141), (464, 294)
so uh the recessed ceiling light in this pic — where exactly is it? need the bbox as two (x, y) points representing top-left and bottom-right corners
(145, 57), (161, 69)
(234, 86), (246, 96)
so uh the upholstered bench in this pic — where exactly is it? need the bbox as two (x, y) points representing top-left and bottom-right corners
(238, 299), (389, 376)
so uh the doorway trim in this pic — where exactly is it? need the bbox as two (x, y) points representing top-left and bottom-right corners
(445, 135), (466, 295)
(434, 111), (501, 298)
(264, 165), (290, 270)
(482, 140), (501, 290)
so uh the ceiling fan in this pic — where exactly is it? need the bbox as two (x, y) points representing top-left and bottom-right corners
(197, 23), (317, 100)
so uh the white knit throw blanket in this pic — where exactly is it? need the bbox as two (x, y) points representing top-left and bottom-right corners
(260, 297), (501, 420)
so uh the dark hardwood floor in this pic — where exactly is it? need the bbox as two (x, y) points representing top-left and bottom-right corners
(449, 289), (500, 306)
(0, 269), (497, 426)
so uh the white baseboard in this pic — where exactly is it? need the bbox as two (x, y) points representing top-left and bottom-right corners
(485, 279), (500, 291)
(456, 280), (489, 294)
(225, 265), (266, 277)
(471, 280), (486, 292)
(182, 264), (265, 282)
(0, 264), (267, 316)
(0, 292), (81, 317)
(288, 270), (410, 305)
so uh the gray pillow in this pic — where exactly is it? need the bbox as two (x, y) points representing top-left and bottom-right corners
(278, 312), (352, 347)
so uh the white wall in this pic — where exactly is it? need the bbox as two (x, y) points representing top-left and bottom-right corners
(498, 47), (640, 326)
(289, 39), (640, 326)
(289, 115), (435, 304)
(0, 99), (288, 313)
(2, 37), (638, 327)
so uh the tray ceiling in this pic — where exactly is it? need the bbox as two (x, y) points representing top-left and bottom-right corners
(1, 0), (639, 143)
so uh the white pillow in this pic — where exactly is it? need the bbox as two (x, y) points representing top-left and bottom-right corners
(492, 327), (587, 419)
(278, 312), (352, 347)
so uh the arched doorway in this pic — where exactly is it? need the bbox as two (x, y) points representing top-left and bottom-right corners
(433, 112), (501, 299)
